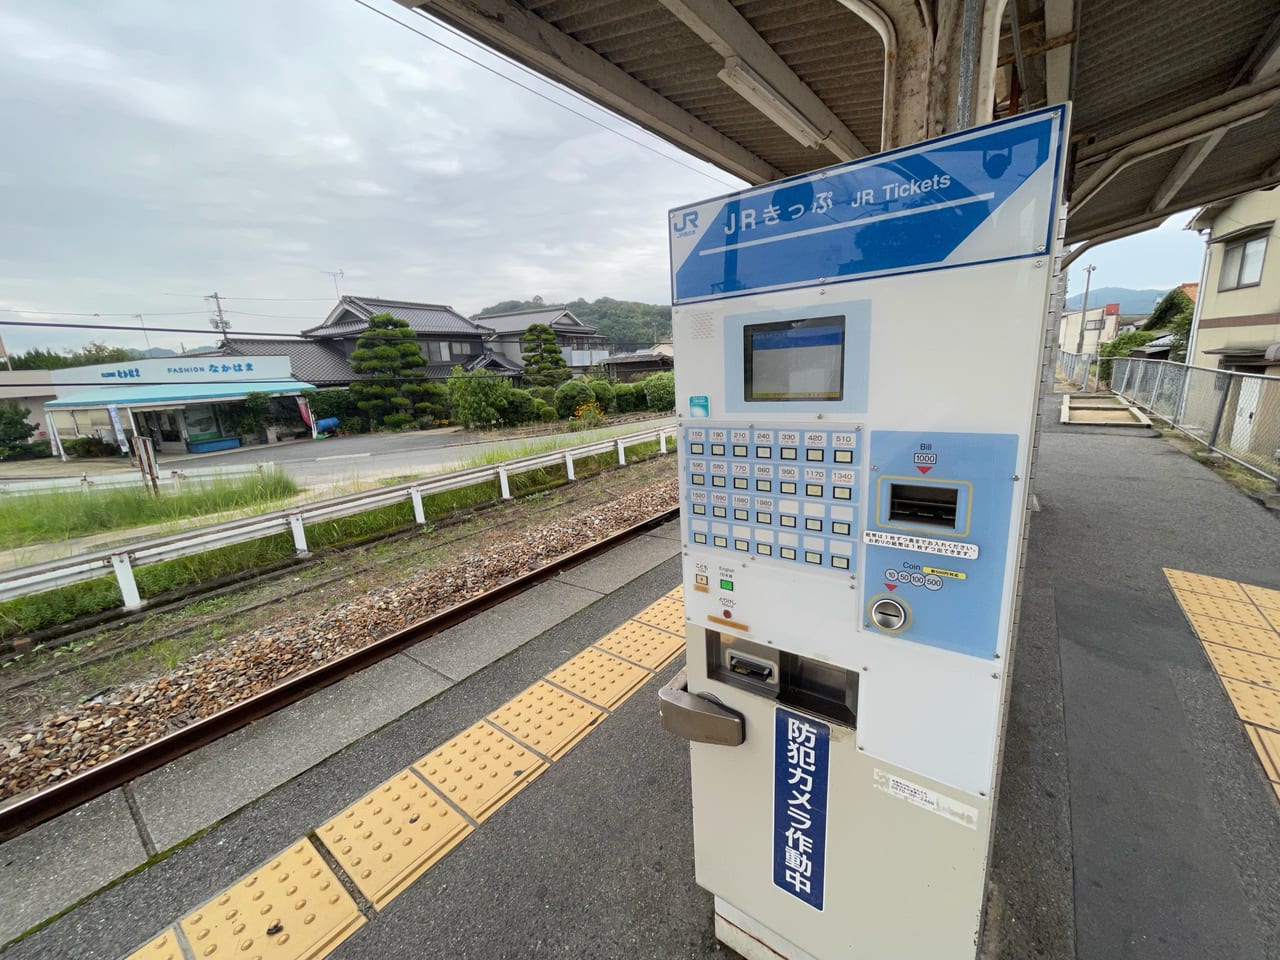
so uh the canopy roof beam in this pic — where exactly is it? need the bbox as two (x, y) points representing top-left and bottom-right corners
(655, 0), (872, 160)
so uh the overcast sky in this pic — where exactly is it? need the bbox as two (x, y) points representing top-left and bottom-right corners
(0, 0), (1207, 357)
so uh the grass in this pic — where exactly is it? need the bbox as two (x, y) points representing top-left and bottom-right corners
(0, 473), (301, 548)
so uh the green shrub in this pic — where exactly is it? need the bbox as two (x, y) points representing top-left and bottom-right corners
(554, 380), (595, 419)
(1099, 330), (1158, 383)
(448, 366), (512, 428)
(64, 437), (121, 458)
(527, 386), (556, 405)
(1, 439), (52, 460)
(536, 402), (558, 423)
(415, 382), (452, 424)
(613, 383), (638, 413)
(586, 379), (617, 413)
(505, 389), (537, 425)
(641, 371), (675, 411)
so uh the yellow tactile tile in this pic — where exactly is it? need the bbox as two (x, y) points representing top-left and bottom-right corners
(1201, 642), (1280, 690)
(1174, 591), (1272, 629)
(632, 595), (687, 637)
(666, 585), (684, 601)
(1221, 678), (1280, 733)
(595, 620), (686, 670)
(1164, 568), (1251, 603)
(1243, 583), (1280, 611)
(412, 722), (546, 824)
(1187, 613), (1280, 659)
(1245, 725), (1280, 783)
(546, 646), (651, 710)
(317, 771), (471, 909)
(180, 840), (364, 960)
(122, 928), (183, 960)
(1257, 606), (1280, 635)
(487, 680), (603, 759)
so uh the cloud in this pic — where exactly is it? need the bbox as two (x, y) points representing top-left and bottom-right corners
(0, 0), (744, 356)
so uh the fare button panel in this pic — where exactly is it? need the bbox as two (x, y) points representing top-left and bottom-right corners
(682, 422), (862, 572)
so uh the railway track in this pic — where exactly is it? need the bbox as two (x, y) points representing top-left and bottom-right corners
(0, 504), (680, 842)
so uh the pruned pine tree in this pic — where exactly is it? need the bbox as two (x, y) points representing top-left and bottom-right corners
(519, 324), (570, 388)
(349, 313), (427, 430)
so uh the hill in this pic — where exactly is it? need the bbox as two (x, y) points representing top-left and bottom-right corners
(475, 296), (671, 352)
(1064, 286), (1168, 315)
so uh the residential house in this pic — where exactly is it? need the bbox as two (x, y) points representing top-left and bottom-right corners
(303, 296), (516, 379)
(1058, 302), (1122, 357)
(602, 344), (674, 382)
(1187, 188), (1280, 375)
(473, 306), (608, 373)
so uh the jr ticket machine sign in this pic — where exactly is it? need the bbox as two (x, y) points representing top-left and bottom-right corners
(659, 107), (1069, 959)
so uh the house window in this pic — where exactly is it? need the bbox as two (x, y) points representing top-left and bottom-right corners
(1084, 319), (1104, 330)
(1219, 234), (1268, 291)
(427, 342), (446, 361)
(452, 341), (471, 356)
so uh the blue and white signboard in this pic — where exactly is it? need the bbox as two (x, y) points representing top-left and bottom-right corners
(773, 707), (830, 910)
(670, 106), (1065, 304)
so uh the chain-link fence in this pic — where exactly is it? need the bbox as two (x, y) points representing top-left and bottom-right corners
(1056, 349), (1097, 388)
(1111, 357), (1280, 484)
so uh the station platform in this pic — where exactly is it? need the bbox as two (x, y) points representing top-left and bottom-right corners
(3, 402), (1279, 960)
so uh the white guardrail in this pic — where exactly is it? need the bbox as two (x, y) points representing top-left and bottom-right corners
(0, 425), (676, 609)
(0, 463), (277, 495)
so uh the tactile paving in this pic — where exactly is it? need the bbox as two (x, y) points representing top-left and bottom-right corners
(1164, 568), (1250, 603)
(631, 596), (687, 637)
(1186, 613), (1280, 658)
(666, 585), (685, 601)
(546, 646), (651, 710)
(180, 840), (364, 960)
(121, 929), (183, 960)
(1221, 678), (1280, 732)
(595, 620), (686, 670)
(1201, 642), (1280, 689)
(1243, 583), (1280, 611)
(413, 722), (547, 823)
(317, 771), (471, 909)
(1174, 591), (1271, 629)
(487, 680), (603, 759)
(1257, 606), (1280, 635)
(1245, 725), (1280, 783)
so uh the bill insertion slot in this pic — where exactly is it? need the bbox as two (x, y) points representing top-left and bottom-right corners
(888, 483), (958, 528)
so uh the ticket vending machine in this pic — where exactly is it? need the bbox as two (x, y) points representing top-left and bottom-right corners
(659, 107), (1069, 959)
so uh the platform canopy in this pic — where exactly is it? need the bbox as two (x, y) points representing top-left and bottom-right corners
(399, 0), (1280, 250)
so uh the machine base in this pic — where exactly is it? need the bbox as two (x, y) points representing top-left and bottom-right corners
(714, 897), (820, 960)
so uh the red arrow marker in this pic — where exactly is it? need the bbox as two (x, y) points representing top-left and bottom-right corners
(916, 465), (932, 474)
(885, 583), (897, 591)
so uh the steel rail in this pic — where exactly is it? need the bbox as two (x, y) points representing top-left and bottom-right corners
(0, 505), (680, 841)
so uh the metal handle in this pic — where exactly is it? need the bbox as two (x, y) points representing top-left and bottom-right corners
(659, 668), (745, 746)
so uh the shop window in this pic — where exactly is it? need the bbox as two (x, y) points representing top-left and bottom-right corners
(1219, 233), (1268, 291)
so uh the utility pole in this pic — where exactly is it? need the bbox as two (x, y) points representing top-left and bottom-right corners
(1073, 264), (1095, 389)
(206, 292), (230, 339)
(133, 314), (152, 351)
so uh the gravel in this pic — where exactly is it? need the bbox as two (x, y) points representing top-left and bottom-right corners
(0, 477), (678, 803)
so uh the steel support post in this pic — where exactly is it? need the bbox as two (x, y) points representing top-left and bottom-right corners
(111, 553), (142, 609)
(499, 466), (512, 499)
(616, 439), (627, 465)
(288, 512), (309, 556)
(564, 452), (576, 481)
(411, 487), (426, 525)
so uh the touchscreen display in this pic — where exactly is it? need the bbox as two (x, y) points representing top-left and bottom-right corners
(743, 316), (845, 401)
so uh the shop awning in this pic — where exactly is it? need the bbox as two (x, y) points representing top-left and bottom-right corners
(45, 380), (315, 409)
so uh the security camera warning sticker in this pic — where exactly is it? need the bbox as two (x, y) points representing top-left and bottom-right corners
(774, 707), (829, 910)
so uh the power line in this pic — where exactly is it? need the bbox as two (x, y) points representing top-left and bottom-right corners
(0, 319), (309, 338)
(350, 0), (740, 191)
(0, 307), (212, 318)
(163, 294), (336, 302)
(224, 310), (323, 320)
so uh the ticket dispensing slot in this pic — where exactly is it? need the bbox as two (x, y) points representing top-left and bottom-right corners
(707, 632), (858, 728)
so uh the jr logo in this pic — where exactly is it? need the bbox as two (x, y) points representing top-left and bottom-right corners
(672, 210), (699, 235)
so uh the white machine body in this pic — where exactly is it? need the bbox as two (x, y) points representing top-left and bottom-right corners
(666, 107), (1070, 958)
